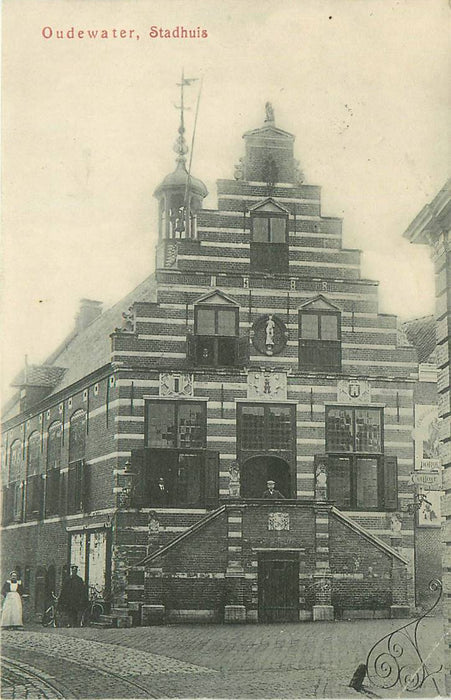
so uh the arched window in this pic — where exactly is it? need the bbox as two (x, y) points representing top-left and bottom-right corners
(67, 410), (87, 514)
(9, 440), (23, 483)
(47, 422), (62, 471)
(27, 431), (41, 477)
(46, 422), (63, 516)
(4, 440), (24, 523)
(69, 410), (86, 463)
(25, 431), (43, 520)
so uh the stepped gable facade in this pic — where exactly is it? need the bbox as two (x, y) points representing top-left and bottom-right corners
(1, 106), (418, 624)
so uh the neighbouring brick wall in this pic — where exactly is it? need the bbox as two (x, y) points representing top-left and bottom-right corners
(415, 527), (443, 608)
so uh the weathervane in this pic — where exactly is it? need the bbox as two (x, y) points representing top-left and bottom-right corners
(173, 70), (198, 163)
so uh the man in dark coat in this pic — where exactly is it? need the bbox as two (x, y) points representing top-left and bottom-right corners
(59, 566), (88, 627)
(153, 477), (169, 505)
(262, 480), (285, 499)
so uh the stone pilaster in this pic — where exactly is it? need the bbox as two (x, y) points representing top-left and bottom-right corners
(313, 507), (334, 620)
(224, 506), (246, 622)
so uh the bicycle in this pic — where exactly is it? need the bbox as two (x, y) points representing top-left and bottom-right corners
(41, 592), (60, 627)
(80, 585), (106, 627)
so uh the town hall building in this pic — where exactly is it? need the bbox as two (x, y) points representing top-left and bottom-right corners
(1, 100), (419, 625)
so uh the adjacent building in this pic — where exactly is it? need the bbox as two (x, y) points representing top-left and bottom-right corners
(403, 180), (450, 692)
(1, 104), (420, 625)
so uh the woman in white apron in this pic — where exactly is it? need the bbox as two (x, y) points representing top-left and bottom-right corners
(1, 571), (24, 629)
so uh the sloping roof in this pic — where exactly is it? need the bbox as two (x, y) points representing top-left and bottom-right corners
(4, 273), (158, 420)
(11, 365), (67, 388)
(45, 273), (158, 393)
(401, 316), (437, 364)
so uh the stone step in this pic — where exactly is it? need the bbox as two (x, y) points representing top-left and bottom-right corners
(111, 607), (132, 618)
(90, 620), (114, 628)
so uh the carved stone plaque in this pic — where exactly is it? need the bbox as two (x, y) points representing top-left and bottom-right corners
(248, 371), (287, 400)
(268, 513), (290, 531)
(337, 379), (370, 404)
(160, 373), (194, 397)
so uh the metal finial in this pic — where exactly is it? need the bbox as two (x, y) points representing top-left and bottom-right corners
(173, 71), (198, 162)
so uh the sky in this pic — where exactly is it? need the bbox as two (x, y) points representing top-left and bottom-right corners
(2, 0), (450, 400)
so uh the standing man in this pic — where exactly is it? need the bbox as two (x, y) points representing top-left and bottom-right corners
(154, 477), (169, 505)
(59, 565), (88, 627)
(262, 480), (285, 499)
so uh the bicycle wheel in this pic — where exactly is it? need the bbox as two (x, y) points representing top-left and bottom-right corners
(90, 602), (104, 622)
(41, 606), (55, 627)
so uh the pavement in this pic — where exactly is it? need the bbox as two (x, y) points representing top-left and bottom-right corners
(0, 616), (446, 699)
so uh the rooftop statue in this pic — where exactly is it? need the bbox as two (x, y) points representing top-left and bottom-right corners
(265, 102), (274, 123)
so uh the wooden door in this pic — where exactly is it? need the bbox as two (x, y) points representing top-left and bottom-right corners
(258, 555), (299, 622)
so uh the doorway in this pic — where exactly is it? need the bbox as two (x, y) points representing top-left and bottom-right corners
(241, 455), (291, 499)
(258, 553), (299, 622)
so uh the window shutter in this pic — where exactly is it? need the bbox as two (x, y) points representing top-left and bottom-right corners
(383, 455), (398, 511)
(186, 333), (197, 364)
(236, 335), (250, 366)
(204, 450), (219, 509)
(59, 470), (68, 516)
(82, 462), (90, 513)
(2, 486), (10, 525)
(36, 475), (44, 518)
(131, 449), (145, 508)
(67, 465), (76, 514)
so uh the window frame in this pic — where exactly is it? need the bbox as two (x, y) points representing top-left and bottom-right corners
(237, 402), (296, 454)
(251, 212), (289, 244)
(68, 410), (86, 464)
(145, 400), (207, 450)
(298, 308), (342, 372)
(193, 305), (240, 367)
(194, 305), (239, 337)
(325, 406), (387, 511)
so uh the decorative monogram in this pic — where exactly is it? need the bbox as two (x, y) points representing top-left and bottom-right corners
(268, 512), (290, 531)
(248, 371), (287, 400)
(160, 373), (194, 397)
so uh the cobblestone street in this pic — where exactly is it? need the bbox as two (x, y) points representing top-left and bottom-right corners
(1, 617), (445, 698)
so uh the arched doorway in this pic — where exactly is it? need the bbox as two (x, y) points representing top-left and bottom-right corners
(241, 455), (291, 498)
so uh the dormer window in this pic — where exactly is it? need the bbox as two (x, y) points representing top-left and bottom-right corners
(187, 291), (249, 367)
(298, 295), (342, 372)
(250, 199), (289, 273)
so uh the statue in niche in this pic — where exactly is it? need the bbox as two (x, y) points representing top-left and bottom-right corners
(228, 462), (240, 498)
(390, 513), (402, 534)
(265, 102), (275, 123)
(315, 461), (328, 501)
(265, 315), (275, 351)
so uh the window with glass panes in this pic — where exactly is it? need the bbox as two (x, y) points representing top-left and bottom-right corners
(325, 406), (386, 510)
(239, 404), (294, 452)
(252, 216), (287, 243)
(69, 411), (86, 463)
(194, 306), (239, 367)
(146, 401), (206, 449)
(26, 432), (43, 520)
(250, 213), (289, 273)
(7, 440), (24, 523)
(46, 422), (62, 516)
(298, 309), (341, 371)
